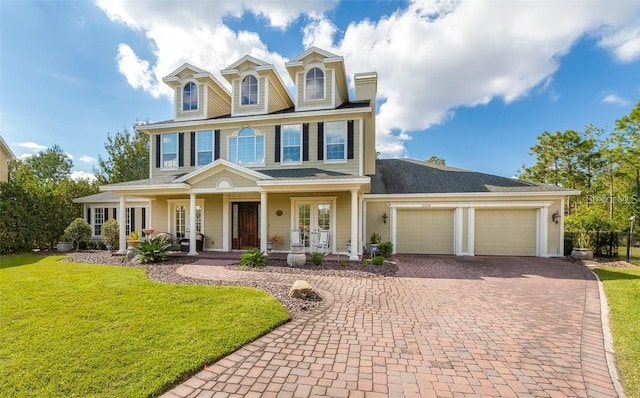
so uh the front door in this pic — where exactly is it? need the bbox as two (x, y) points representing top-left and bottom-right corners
(233, 202), (259, 249)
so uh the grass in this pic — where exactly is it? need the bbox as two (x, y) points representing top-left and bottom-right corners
(0, 254), (289, 398)
(594, 267), (640, 398)
(618, 245), (640, 265)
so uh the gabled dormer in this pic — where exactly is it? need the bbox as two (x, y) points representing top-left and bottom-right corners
(162, 63), (231, 121)
(221, 55), (294, 117)
(285, 47), (349, 111)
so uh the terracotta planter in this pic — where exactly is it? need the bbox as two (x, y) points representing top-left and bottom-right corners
(571, 248), (594, 260)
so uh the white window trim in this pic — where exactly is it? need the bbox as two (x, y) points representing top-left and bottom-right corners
(182, 81), (199, 112)
(195, 130), (214, 168)
(281, 124), (303, 165)
(92, 207), (105, 237)
(167, 199), (206, 237)
(240, 74), (259, 106)
(227, 127), (266, 167)
(324, 120), (347, 163)
(161, 132), (179, 170)
(304, 66), (326, 102)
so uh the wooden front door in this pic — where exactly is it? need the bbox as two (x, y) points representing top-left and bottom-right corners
(236, 203), (259, 249)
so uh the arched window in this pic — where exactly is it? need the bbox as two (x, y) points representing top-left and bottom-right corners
(241, 75), (258, 105)
(305, 68), (324, 100)
(182, 82), (198, 111)
(229, 127), (264, 165)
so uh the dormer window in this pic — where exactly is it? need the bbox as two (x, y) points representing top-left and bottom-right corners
(183, 82), (198, 111)
(241, 75), (258, 105)
(305, 68), (324, 100)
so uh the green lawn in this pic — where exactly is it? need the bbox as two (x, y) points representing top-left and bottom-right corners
(0, 254), (289, 397)
(594, 267), (640, 398)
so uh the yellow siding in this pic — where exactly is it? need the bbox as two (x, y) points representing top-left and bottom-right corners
(176, 83), (205, 119)
(206, 86), (231, 118)
(266, 193), (292, 249)
(547, 200), (563, 256)
(203, 195), (222, 250)
(150, 197), (169, 237)
(267, 80), (290, 113)
(296, 69), (333, 109)
(475, 209), (537, 256)
(233, 77), (265, 115)
(396, 209), (454, 254)
(365, 202), (390, 242)
(191, 170), (258, 189)
(0, 149), (9, 182)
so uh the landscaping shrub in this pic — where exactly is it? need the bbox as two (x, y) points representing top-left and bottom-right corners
(310, 252), (324, 266)
(339, 260), (348, 267)
(377, 241), (393, 258)
(101, 219), (119, 250)
(239, 248), (267, 268)
(134, 237), (172, 264)
(63, 217), (92, 250)
(371, 255), (384, 266)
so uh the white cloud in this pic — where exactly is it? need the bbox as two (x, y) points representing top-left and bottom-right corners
(602, 93), (630, 106)
(304, 1), (640, 157)
(18, 153), (33, 160)
(16, 141), (47, 152)
(97, 0), (640, 158)
(79, 155), (97, 163)
(70, 171), (96, 182)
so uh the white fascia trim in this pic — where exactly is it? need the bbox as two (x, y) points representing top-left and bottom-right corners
(142, 106), (373, 131)
(389, 201), (554, 209)
(358, 117), (363, 176)
(258, 177), (370, 187)
(364, 191), (580, 200)
(190, 187), (259, 194)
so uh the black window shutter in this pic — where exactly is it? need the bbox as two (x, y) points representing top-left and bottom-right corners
(274, 125), (281, 163)
(155, 135), (161, 168)
(347, 120), (354, 160)
(178, 133), (184, 167)
(86, 207), (91, 224)
(141, 208), (146, 229)
(113, 208), (117, 220)
(302, 123), (309, 161)
(214, 130), (220, 160)
(317, 122), (324, 161)
(190, 132), (196, 166)
(104, 208), (109, 220)
(130, 208), (136, 232)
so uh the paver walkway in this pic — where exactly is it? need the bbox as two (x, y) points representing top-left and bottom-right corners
(161, 256), (620, 398)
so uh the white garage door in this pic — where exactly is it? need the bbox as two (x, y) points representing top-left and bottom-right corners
(396, 209), (454, 254)
(475, 209), (537, 256)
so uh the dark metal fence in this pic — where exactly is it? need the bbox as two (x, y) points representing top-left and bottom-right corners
(565, 231), (640, 260)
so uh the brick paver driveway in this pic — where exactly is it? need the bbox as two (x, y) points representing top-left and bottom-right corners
(162, 256), (619, 398)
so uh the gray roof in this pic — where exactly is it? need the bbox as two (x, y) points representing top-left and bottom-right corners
(370, 159), (573, 194)
(73, 192), (150, 203)
(261, 168), (351, 179)
(101, 175), (185, 187)
(142, 100), (371, 127)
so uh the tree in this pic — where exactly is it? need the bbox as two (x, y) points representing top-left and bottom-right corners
(24, 144), (73, 182)
(95, 128), (149, 184)
(426, 156), (446, 166)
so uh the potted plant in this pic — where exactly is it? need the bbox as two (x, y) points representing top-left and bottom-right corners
(56, 233), (73, 253)
(267, 233), (282, 252)
(369, 232), (382, 256)
(128, 231), (141, 248)
(571, 230), (594, 260)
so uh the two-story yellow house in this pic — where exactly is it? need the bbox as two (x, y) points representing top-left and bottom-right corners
(81, 47), (577, 258)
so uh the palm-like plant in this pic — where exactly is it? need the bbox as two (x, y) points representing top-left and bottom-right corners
(134, 237), (173, 264)
(239, 248), (267, 267)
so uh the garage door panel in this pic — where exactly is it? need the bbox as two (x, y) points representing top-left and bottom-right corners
(396, 209), (453, 254)
(475, 209), (536, 256)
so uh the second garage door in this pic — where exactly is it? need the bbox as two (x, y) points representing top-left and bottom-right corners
(396, 209), (454, 254)
(475, 209), (537, 256)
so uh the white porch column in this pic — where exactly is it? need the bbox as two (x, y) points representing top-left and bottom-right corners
(349, 189), (359, 260)
(222, 194), (230, 251)
(391, 206), (397, 254)
(260, 191), (268, 254)
(454, 207), (463, 255)
(539, 206), (549, 257)
(467, 207), (475, 256)
(117, 195), (127, 254)
(188, 193), (198, 256)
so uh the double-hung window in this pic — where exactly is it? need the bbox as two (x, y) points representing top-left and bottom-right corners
(325, 121), (346, 161)
(241, 75), (258, 105)
(229, 127), (264, 166)
(305, 67), (324, 100)
(196, 130), (213, 167)
(183, 82), (198, 111)
(94, 208), (104, 236)
(162, 133), (178, 169)
(282, 124), (302, 164)
(125, 208), (132, 236)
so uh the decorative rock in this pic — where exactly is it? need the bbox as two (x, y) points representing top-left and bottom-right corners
(288, 280), (312, 298)
(287, 252), (306, 267)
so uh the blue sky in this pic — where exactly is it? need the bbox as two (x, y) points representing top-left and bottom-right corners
(1, 0), (639, 180)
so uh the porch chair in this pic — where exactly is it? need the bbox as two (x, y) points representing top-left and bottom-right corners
(290, 229), (304, 252)
(311, 229), (330, 255)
